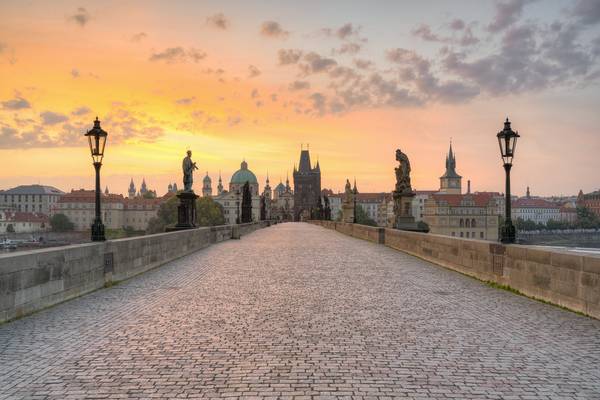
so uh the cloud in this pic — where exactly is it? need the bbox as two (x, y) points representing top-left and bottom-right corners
(206, 13), (229, 29)
(309, 93), (327, 116)
(322, 23), (361, 40)
(71, 68), (80, 78)
(278, 49), (303, 65)
(175, 97), (196, 105)
(0, 124), (83, 149)
(450, 19), (466, 30)
(1, 95), (31, 110)
(130, 32), (147, 42)
(412, 24), (446, 42)
(334, 42), (361, 55)
(260, 21), (289, 38)
(149, 47), (206, 63)
(487, 0), (535, 33)
(40, 111), (69, 125)
(248, 65), (261, 78)
(353, 59), (373, 69)
(571, 0), (600, 25)
(72, 106), (91, 116)
(300, 52), (337, 75)
(227, 115), (242, 127)
(288, 80), (310, 91)
(68, 7), (91, 27)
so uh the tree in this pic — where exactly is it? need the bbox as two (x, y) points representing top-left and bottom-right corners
(575, 206), (600, 229)
(146, 195), (226, 234)
(6, 224), (14, 233)
(196, 197), (225, 226)
(50, 213), (74, 232)
(146, 195), (179, 233)
(355, 205), (377, 226)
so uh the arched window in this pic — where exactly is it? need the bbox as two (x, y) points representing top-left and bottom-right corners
(466, 219), (470, 228)
(460, 218), (464, 227)
(471, 218), (476, 228)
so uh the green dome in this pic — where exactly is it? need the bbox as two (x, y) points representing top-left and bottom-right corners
(230, 161), (258, 184)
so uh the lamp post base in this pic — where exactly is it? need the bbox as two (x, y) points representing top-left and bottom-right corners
(91, 220), (106, 241)
(501, 223), (516, 244)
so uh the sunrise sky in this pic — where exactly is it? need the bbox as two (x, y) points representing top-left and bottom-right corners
(1, 0), (599, 196)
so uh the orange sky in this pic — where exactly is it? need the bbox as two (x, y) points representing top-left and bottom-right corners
(1, 1), (599, 197)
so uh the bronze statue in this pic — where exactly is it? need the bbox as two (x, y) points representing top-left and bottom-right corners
(182, 150), (198, 192)
(395, 148), (412, 194)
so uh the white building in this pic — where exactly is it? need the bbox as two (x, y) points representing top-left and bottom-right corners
(0, 211), (50, 234)
(512, 192), (561, 225)
(0, 185), (64, 214)
(214, 161), (261, 225)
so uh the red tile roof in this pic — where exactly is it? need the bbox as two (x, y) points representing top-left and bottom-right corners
(431, 192), (496, 207)
(512, 197), (560, 209)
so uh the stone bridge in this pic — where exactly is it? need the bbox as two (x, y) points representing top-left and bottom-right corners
(1, 223), (600, 399)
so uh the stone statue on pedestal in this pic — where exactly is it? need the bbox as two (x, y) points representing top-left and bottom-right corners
(392, 148), (426, 232)
(341, 179), (355, 223)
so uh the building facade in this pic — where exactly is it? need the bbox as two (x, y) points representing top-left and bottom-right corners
(270, 178), (294, 221)
(293, 148), (321, 221)
(0, 185), (64, 214)
(512, 189), (561, 225)
(577, 189), (600, 218)
(424, 193), (501, 240)
(52, 189), (166, 232)
(214, 161), (261, 225)
(0, 211), (50, 234)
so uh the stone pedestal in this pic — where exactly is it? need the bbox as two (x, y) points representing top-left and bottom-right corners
(342, 203), (355, 223)
(392, 190), (426, 232)
(166, 191), (199, 231)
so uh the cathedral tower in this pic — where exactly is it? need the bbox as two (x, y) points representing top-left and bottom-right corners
(293, 146), (321, 221)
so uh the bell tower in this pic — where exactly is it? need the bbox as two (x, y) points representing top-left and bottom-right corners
(439, 141), (462, 194)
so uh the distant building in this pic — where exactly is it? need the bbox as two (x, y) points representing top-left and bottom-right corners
(202, 173), (212, 197)
(0, 185), (64, 215)
(293, 148), (321, 221)
(128, 178), (157, 199)
(512, 187), (561, 225)
(439, 142), (462, 194)
(423, 143), (500, 241)
(167, 182), (178, 193)
(214, 161), (261, 225)
(411, 190), (438, 222)
(577, 189), (600, 218)
(424, 192), (501, 240)
(270, 177), (294, 221)
(53, 189), (167, 231)
(0, 210), (49, 234)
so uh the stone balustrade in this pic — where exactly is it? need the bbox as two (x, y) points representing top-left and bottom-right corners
(309, 220), (600, 319)
(0, 221), (273, 323)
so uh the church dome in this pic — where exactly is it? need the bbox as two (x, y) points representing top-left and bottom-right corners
(230, 160), (258, 185)
(203, 173), (211, 183)
(275, 182), (286, 194)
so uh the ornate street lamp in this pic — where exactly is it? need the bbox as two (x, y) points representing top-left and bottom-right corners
(497, 118), (520, 244)
(84, 117), (107, 241)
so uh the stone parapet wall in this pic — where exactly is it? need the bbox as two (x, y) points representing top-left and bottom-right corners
(309, 220), (600, 319)
(0, 221), (273, 323)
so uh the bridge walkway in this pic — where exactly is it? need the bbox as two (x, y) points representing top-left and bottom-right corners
(1, 223), (599, 399)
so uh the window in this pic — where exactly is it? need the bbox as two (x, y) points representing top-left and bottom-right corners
(466, 232), (470, 238)
(460, 232), (464, 237)
(471, 219), (476, 228)
(480, 232), (484, 239)
(451, 232), (455, 236)
(466, 219), (470, 228)
(460, 218), (464, 227)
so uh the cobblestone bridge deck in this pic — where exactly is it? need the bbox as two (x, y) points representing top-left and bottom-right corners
(1, 223), (599, 399)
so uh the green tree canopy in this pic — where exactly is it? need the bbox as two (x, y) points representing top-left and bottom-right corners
(146, 195), (225, 233)
(355, 205), (378, 226)
(50, 213), (74, 232)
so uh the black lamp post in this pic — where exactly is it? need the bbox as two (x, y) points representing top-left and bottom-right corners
(84, 117), (108, 241)
(497, 118), (520, 244)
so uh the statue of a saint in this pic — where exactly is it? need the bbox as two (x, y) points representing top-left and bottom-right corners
(344, 179), (353, 203)
(395, 149), (412, 194)
(182, 150), (198, 192)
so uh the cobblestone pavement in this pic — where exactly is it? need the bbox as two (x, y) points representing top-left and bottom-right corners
(1, 223), (600, 400)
